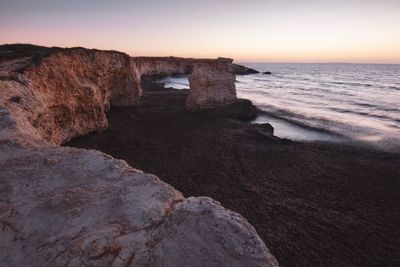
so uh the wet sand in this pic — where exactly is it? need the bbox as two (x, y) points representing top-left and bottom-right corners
(66, 81), (400, 267)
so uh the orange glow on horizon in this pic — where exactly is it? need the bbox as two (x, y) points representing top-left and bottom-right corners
(1, 0), (400, 64)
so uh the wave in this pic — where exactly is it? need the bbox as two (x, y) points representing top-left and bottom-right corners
(328, 107), (398, 121)
(355, 102), (379, 108)
(255, 103), (400, 152)
(255, 104), (349, 137)
(155, 64), (400, 152)
(169, 81), (189, 86)
(331, 81), (373, 87)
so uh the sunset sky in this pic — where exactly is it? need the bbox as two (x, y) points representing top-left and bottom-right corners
(1, 0), (400, 63)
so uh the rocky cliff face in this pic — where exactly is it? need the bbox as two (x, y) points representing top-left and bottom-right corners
(1, 49), (240, 145)
(0, 47), (279, 266)
(186, 61), (237, 110)
(1, 48), (138, 145)
(131, 56), (238, 110)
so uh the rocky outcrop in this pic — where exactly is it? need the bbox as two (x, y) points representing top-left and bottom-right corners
(0, 48), (243, 144)
(186, 61), (237, 110)
(0, 48), (138, 145)
(0, 143), (278, 266)
(232, 63), (260, 75)
(0, 46), (279, 266)
(131, 56), (238, 110)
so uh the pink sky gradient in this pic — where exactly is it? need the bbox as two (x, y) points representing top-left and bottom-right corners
(1, 0), (400, 63)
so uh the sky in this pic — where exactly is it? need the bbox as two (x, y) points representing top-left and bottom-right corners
(1, 0), (400, 63)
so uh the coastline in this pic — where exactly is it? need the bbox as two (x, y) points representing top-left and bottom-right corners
(0, 47), (281, 266)
(159, 66), (400, 154)
(66, 80), (400, 267)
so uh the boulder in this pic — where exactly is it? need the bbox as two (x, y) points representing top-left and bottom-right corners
(232, 64), (260, 75)
(207, 99), (258, 121)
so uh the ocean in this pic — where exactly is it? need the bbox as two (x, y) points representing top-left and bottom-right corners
(158, 63), (400, 152)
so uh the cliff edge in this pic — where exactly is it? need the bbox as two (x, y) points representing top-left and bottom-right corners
(0, 45), (279, 266)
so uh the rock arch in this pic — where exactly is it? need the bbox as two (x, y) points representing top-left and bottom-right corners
(0, 47), (279, 266)
(0, 49), (240, 145)
(130, 57), (237, 110)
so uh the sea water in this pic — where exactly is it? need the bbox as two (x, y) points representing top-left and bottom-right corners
(158, 63), (400, 152)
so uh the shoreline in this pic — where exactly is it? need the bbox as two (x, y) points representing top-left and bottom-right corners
(0, 46), (281, 266)
(66, 80), (400, 267)
(159, 74), (400, 154)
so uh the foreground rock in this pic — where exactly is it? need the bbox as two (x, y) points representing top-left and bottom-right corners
(0, 143), (278, 266)
(68, 83), (400, 267)
(0, 45), (279, 266)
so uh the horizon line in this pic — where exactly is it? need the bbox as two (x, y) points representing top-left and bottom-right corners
(235, 61), (400, 65)
(2, 43), (400, 65)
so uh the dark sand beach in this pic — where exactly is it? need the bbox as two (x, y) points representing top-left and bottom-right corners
(66, 80), (400, 267)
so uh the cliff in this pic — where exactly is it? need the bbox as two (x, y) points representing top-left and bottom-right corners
(0, 49), (239, 145)
(131, 56), (237, 110)
(1, 48), (138, 145)
(0, 46), (279, 266)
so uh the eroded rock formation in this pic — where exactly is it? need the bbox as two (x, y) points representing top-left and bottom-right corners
(0, 46), (279, 266)
(0, 144), (278, 266)
(0, 49), (240, 145)
(131, 56), (238, 110)
(186, 60), (237, 110)
(1, 48), (138, 145)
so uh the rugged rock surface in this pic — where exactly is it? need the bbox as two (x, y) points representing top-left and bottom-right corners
(0, 143), (278, 266)
(0, 48), (241, 145)
(0, 46), (279, 266)
(232, 64), (260, 75)
(131, 56), (238, 109)
(186, 61), (237, 110)
(201, 98), (258, 121)
(0, 48), (138, 145)
(67, 82), (400, 267)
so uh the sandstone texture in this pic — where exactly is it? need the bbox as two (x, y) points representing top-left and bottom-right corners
(0, 49), (239, 145)
(0, 48), (137, 145)
(0, 144), (278, 267)
(0, 46), (279, 266)
(186, 62), (237, 110)
(131, 56), (238, 110)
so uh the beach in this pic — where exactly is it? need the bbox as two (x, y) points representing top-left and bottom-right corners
(67, 79), (400, 267)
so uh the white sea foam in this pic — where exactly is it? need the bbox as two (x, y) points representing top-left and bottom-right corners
(157, 63), (400, 152)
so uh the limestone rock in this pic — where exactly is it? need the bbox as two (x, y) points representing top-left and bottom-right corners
(0, 48), (138, 145)
(186, 62), (237, 110)
(0, 46), (279, 266)
(0, 49), (242, 143)
(131, 56), (243, 111)
(0, 143), (279, 267)
(145, 197), (279, 267)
